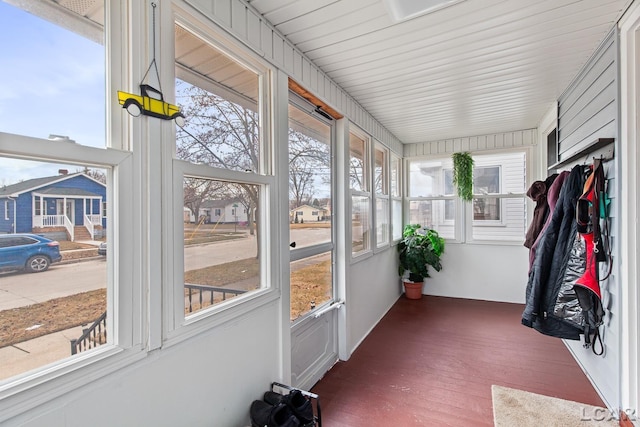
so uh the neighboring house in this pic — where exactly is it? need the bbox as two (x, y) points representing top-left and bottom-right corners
(0, 172), (106, 241)
(185, 199), (250, 224)
(290, 204), (329, 222)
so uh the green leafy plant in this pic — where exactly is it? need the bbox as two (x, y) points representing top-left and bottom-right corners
(397, 224), (445, 283)
(452, 152), (474, 201)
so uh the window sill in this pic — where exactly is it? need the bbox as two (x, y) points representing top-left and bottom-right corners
(349, 250), (374, 265)
(163, 287), (280, 348)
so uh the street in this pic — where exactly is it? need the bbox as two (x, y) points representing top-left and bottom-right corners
(0, 259), (107, 311)
(0, 227), (331, 310)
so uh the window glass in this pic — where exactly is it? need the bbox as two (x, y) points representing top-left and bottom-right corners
(443, 169), (455, 220)
(350, 130), (371, 257)
(175, 26), (262, 174)
(390, 153), (402, 242)
(183, 178), (260, 316)
(0, 1), (111, 382)
(349, 133), (368, 192)
(0, 159), (109, 381)
(408, 199), (455, 240)
(390, 154), (401, 198)
(471, 152), (526, 241)
(471, 197), (526, 241)
(290, 251), (332, 321)
(0, 2), (105, 149)
(374, 145), (388, 195)
(288, 99), (334, 321)
(175, 24), (271, 320)
(351, 195), (371, 255)
(406, 151), (526, 243)
(408, 158), (452, 197)
(376, 197), (389, 246)
(374, 144), (389, 247)
(288, 103), (332, 248)
(392, 199), (403, 241)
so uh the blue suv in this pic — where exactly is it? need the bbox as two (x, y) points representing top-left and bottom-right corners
(0, 234), (62, 273)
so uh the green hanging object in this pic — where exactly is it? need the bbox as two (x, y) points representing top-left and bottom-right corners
(452, 152), (474, 201)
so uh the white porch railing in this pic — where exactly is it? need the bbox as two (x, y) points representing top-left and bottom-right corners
(34, 214), (102, 241)
(33, 214), (66, 228)
(86, 214), (102, 224)
(64, 215), (74, 241)
(83, 214), (101, 240)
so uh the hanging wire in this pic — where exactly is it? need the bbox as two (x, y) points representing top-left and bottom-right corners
(141, 2), (162, 93)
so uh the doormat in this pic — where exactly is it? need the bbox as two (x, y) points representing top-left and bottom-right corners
(492, 385), (618, 426)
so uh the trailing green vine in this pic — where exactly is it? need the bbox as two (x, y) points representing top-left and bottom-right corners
(452, 152), (474, 201)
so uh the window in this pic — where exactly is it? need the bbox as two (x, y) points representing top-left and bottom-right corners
(0, 2), (134, 400)
(442, 169), (455, 221)
(349, 130), (371, 256)
(391, 153), (403, 241)
(174, 22), (273, 321)
(471, 152), (526, 242)
(4, 201), (8, 220)
(472, 166), (501, 221)
(375, 143), (389, 247)
(547, 128), (558, 168)
(407, 151), (527, 243)
(288, 95), (333, 321)
(102, 202), (107, 218)
(407, 157), (456, 239)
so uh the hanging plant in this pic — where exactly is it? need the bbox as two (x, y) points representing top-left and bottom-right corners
(452, 152), (474, 201)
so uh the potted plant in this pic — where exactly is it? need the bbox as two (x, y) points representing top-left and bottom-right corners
(397, 224), (445, 299)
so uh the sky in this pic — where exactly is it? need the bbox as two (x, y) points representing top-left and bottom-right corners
(0, 1), (105, 186)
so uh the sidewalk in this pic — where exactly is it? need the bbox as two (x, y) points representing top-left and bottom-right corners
(0, 326), (83, 381)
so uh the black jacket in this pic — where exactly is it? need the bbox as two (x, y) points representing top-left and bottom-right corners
(522, 165), (585, 340)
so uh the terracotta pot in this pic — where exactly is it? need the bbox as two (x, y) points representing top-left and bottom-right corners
(403, 280), (423, 300)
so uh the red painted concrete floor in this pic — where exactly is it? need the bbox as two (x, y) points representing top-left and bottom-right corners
(311, 296), (606, 426)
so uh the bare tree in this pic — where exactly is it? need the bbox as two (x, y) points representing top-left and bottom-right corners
(349, 155), (366, 191)
(288, 128), (330, 210)
(183, 178), (225, 223)
(177, 81), (261, 236)
(77, 167), (106, 184)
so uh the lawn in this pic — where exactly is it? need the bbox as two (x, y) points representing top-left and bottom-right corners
(0, 289), (106, 348)
(1, 257), (331, 347)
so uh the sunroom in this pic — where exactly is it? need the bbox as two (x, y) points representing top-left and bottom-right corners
(0, 0), (638, 426)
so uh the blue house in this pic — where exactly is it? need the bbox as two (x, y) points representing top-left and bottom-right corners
(0, 172), (106, 241)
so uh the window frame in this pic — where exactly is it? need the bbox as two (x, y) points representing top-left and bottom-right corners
(164, 13), (278, 345)
(374, 142), (390, 249)
(287, 91), (336, 323)
(471, 165), (505, 226)
(0, 136), (137, 416)
(390, 152), (403, 242)
(349, 126), (373, 260)
(0, 1), (147, 419)
(405, 148), (529, 245)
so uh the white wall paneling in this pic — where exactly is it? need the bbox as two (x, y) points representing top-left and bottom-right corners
(557, 28), (620, 413)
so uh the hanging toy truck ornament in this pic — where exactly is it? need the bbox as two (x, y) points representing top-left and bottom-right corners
(117, 84), (185, 125)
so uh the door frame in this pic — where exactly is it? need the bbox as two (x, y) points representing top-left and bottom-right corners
(287, 91), (340, 390)
(56, 199), (75, 223)
(618, 4), (640, 420)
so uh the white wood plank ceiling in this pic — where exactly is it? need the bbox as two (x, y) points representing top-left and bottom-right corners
(248, 0), (629, 143)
